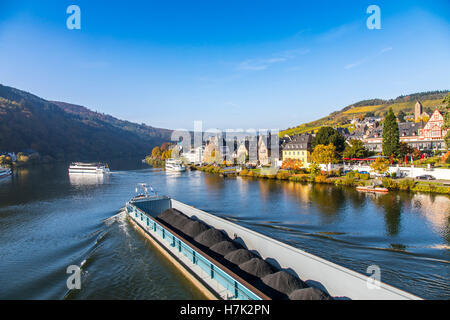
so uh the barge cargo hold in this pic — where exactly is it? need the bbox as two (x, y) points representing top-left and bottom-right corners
(125, 185), (421, 300)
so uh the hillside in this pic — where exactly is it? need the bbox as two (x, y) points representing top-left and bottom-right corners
(281, 90), (449, 136)
(0, 84), (173, 161)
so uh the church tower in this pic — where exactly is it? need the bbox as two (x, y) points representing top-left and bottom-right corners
(414, 101), (423, 122)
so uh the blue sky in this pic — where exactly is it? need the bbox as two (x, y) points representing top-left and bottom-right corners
(0, 0), (449, 130)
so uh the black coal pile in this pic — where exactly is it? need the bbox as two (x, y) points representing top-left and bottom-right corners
(262, 271), (306, 296)
(224, 249), (256, 265)
(157, 208), (190, 230)
(288, 287), (332, 300)
(194, 229), (229, 247)
(210, 241), (242, 256)
(239, 258), (274, 278)
(181, 220), (210, 238)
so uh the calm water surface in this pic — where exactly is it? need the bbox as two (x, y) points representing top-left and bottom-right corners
(0, 160), (448, 299)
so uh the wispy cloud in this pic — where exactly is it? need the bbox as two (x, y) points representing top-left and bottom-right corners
(345, 47), (392, 70)
(236, 48), (309, 71)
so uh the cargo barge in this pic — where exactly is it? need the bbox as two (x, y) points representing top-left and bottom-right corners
(125, 184), (421, 300)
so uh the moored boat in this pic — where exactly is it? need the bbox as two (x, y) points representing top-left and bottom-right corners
(125, 184), (420, 300)
(165, 158), (186, 172)
(68, 162), (110, 174)
(356, 186), (389, 193)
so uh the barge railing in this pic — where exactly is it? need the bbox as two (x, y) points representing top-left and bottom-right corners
(126, 203), (268, 300)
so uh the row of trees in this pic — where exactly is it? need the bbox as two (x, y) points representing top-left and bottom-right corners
(150, 142), (173, 160)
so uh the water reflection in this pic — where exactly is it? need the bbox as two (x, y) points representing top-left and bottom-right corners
(373, 194), (403, 236)
(69, 173), (109, 186)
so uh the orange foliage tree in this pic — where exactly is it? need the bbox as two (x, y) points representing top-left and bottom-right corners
(281, 158), (303, 171)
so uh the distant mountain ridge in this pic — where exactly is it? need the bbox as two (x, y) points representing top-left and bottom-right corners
(0, 84), (173, 161)
(281, 90), (449, 136)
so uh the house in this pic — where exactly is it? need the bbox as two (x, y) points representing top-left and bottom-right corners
(236, 140), (249, 164)
(418, 109), (448, 140)
(257, 135), (271, 166)
(363, 109), (447, 152)
(281, 134), (313, 166)
(183, 146), (204, 164)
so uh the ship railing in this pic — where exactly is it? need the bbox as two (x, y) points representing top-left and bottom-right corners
(128, 205), (261, 300)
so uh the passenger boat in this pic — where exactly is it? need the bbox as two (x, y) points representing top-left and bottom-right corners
(356, 186), (389, 193)
(125, 184), (420, 300)
(0, 167), (12, 179)
(68, 162), (110, 174)
(165, 158), (186, 172)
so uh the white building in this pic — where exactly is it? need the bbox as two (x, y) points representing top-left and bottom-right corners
(183, 147), (204, 164)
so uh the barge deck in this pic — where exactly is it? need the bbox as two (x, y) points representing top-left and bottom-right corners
(125, 186), (422, 300)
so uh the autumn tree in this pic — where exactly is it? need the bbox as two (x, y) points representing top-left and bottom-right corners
(382, 108), (400, 157)
(152, 146), (162, 159)
(281, 158), (303, 171)
(370, 157), (390, 175)
(311, 144), (337, 164)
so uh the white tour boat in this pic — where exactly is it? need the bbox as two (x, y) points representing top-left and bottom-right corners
(0, 167), (12, 179)
(68, 162), (110, 175)
(165, 158), (186, 172)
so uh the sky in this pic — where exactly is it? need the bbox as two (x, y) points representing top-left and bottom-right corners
(0, 0), (449, 131)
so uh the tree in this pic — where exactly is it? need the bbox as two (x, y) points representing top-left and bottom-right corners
(343, 139), (370, 159)
(398, 142), (414, 158)
(152, 146), (162, 159)
(442, 93), (450, 150)
(311, 144), (337, 164)
(397, 110), (406, 122)
(370, 157), (389, 175)
(382, 108), (400, 157)
(312, 127), (346, 153)
(281, 159), (303, 171)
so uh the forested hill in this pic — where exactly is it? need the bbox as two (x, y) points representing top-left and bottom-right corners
(0, 84), (173, 161)
(281, 90), (449, 136)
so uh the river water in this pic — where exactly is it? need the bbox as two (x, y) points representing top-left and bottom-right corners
(0, 160), (448, 299)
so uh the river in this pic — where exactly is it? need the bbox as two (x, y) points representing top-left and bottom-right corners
(0, 160), (448, 299)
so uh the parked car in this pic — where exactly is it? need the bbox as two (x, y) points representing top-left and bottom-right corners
(416, 175), (436, 180)
(358, 171), (369, 175)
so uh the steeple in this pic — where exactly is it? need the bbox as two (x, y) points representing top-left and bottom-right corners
(414, 101), (423, 122)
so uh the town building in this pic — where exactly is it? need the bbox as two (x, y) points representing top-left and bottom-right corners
(363, 109), (447, 153)
(415, 101), (423, 122)
(183, 146), (204, 164)
(257, 135), (271, 166)
(281, 134), (313, 166)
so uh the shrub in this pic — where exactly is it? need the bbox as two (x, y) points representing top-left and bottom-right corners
(382, 178), (398, 189)
(239, 169), (249, 176)
(335, 177), (355, 186)
(314, 175), (329, 183)
(398, 179), (415, 191)
(359, 173), (370, 180)
(289, 174), (311, 182)
(276, 171), (291, 180)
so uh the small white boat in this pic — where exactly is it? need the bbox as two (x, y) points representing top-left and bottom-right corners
(356, 186), (389, 193)
(165, 158), (186, 172)
(68, 162), (110, 175)
(0, 167), (12, 179)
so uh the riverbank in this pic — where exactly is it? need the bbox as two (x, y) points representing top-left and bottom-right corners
(195, 165), (450, 195)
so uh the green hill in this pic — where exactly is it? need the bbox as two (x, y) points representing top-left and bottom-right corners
(0, 84), (173, 161)
(280, 90), (449, 136)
